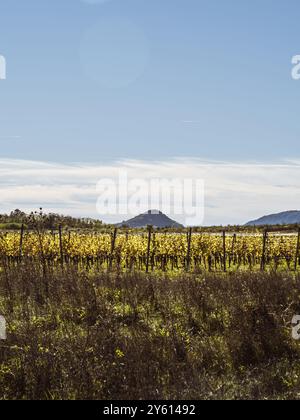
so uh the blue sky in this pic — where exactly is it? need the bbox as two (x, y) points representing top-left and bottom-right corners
(0, 0), (300, 224)
(0, 0), (299, 161)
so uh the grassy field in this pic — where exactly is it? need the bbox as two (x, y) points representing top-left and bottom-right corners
(1, 259), (300, 400)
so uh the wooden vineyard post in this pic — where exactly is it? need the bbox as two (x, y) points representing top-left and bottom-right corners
(229, 233), (236, 268)
(261, 230), (268, 271)
(58, 225), (64, 267)
(146, 226), (152, 273)
(19, 224), (25, 259)
(151, 232), (156, 271)
(222, 230), (227, 272)
(295, 227), (300, 271)
(186, 227), (193, 272)
(109, 228), (118, 270)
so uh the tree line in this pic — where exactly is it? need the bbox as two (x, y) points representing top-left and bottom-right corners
(0, 209), (106, 230)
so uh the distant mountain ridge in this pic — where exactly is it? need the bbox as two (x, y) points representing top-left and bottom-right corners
(246, 210), (300, 226)
(117, 210), (183, 229)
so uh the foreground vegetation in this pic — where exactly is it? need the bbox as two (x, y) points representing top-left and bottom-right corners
(1, 261), (300, 400)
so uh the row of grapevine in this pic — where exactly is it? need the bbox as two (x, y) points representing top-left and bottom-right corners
(0, 226), (299, 272)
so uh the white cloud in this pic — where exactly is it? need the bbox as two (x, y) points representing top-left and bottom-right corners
(0, 158), (299, 226)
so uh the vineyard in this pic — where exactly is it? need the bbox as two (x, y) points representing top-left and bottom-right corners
(1, 227), (300, 272)
(2, 226), (300, 399)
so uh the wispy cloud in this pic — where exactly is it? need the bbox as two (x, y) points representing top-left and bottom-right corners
(0, 158), (299, 225)
(182, 120), (201, 124)
(0, 136), (21, 140)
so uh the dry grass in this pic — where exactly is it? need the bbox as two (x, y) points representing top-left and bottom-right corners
(1, 261), (300, 400)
